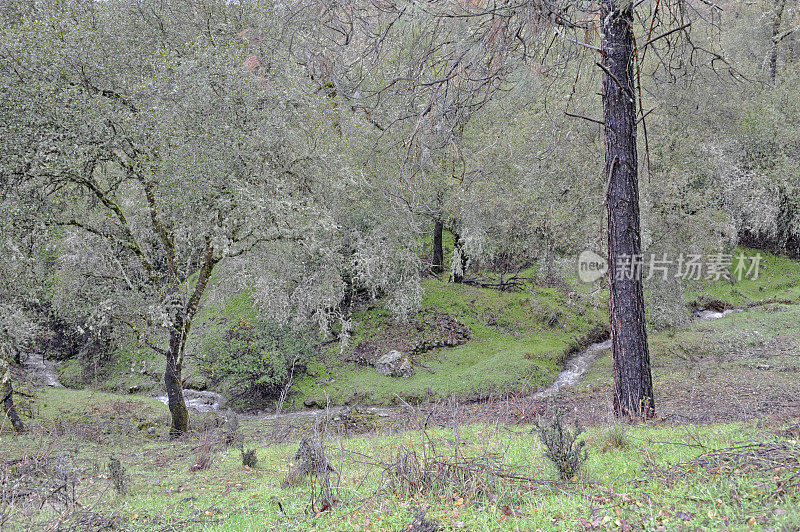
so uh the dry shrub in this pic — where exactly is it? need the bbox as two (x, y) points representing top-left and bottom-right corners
(282, 437), (336, 508)
(107, 456), (127, 494)
(384, 446), (505, 500)
(190, 429), (217, 471)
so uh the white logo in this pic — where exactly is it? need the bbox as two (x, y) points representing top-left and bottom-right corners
(578, 250), (607, 283)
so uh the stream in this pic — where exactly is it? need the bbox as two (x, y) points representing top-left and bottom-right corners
(19, 352), (62, 388)
(145, 306), (745, 417)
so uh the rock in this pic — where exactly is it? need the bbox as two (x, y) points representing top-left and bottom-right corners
(375, 350), (413, 378)
(397, 358), (413, 377)
(304, 396), (324, 408)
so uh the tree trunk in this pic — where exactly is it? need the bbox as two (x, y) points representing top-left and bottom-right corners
(450, 230), (468, 283)
(165, 329), (188, 438)
(163, 243), (218, 438)
(1, 361), (25, 433)
(432, 218), (444, 275)
(601, 0), (654, 419)
(770, 0), (787, 84)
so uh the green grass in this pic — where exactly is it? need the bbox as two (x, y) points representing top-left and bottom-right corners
(53, 247), (800, 416)
(686, 248), (800, 307)
(2, 388), (798, 530)
(295, 279), (606, 408)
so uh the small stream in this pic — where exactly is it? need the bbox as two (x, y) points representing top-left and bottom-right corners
(156, 389), (226, 413)
(19, 352), (62, 388)
(531, 339), (613, 400)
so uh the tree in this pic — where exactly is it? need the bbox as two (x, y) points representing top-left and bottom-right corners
(601, 0), (654, 419)
(0, 0), (340, 436)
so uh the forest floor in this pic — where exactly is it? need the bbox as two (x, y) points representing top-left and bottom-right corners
(3, 248), (800, 530)
(3, 302), (800, 530)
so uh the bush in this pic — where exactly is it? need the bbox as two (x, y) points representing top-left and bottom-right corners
(198, 319), (312, 409)
(536, 409), (587, 480)
(241, 447), (258, 468)
(108, 456), (127, 494)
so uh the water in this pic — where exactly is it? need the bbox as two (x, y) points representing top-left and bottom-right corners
(531, 339), (612, 399)
(156, 389), (226, 413)
(694, 308), (739, 321)
(19, 352), (62, 387)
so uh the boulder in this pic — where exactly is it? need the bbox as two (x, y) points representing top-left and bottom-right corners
(396, 358), (414, 378)
(375, 350), (414, 378)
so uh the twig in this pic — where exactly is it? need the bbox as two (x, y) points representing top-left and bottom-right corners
(565, 111), (605, 126)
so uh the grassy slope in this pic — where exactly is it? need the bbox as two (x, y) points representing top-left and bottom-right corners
(577, 302), (800, 410)
(293, 279), (605, 408)
(685, 248), (800, 307)
(3, 388), (798, 530)
(576, 249), (800, 402)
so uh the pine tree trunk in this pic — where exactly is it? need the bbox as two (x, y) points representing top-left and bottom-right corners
(165, 330), (188, 438)
(601, 0), (654, 419)
(432, 218), (444, 275)
(2, 361), (25, 433)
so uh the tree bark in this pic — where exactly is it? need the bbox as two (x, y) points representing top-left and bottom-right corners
(165, 329), (188, 438)
(770, 0), (787, 84)
(450, 230), (468, 283)
(432, 218), (444, 275)
(601, 0), (654, 419)
(1, 361), (25, 433)
(164, 241), (218, 438)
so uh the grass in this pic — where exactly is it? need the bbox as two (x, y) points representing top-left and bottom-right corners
(294, 279), (606, 408)
(2, 387), (799, 530)
(685, 248), (800, 307)
(48, 247), (800, 416)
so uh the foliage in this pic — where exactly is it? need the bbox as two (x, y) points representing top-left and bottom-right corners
(240, 447), (258, 469)
(535, 409), (588, 480)
(198, 319), (313, 408)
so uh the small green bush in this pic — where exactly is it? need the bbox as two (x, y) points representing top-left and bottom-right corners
(108, 456), (127, 494)
(57, 358), (84, 388)
(606, 424), (629, 450)
(198, 319), (312, 408)
(241, 447), (258, 468)
(536, 409), (587, 480)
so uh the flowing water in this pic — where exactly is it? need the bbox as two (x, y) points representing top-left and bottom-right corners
(156, 389), (226, 413)
(530, 339), (613, 400)
(20, 352), (62, 388)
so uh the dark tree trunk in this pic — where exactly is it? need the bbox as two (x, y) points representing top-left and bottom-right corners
(2, 363), (25, 433)
(601, 0), (654, 419)
(165, 329), (188, 438)
(770, 0), (786, 84)
(432, 218), (444, 275)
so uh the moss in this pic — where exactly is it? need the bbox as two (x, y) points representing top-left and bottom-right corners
(293, 278), (606, 408)
(57, 358), (84, 388)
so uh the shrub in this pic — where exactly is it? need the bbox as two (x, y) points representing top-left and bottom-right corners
(198, 319), (312, 409)
(606, 424), (629, 450)
(536, 409), (587, 480)
(241, 447), (258, 468)
(108, 456), (127, 494)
